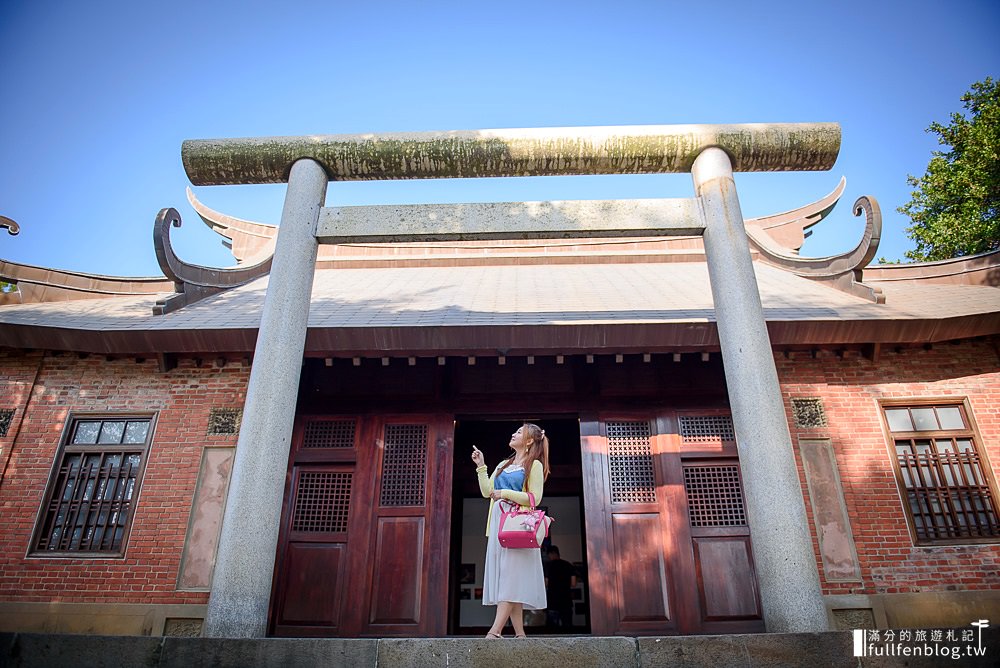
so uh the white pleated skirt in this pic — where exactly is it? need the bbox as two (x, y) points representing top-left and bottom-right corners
(482, 500), (547, 610)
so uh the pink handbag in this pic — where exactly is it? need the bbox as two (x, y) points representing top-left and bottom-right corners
(497, 493), (553, 549)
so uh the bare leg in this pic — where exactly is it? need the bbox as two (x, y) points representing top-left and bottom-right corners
(511, 602), (526, 637)
(487, 602), (513, 638)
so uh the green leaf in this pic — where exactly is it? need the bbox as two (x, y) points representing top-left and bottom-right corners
(898, 77), (1000, 261)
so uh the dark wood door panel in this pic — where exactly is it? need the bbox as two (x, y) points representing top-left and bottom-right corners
(611, 513), (672, 624)
(272, 457), (356, 636)
(368, 516), (425, 626)
(277, 542), (347, 628)
(580, 421), (615, 635)
(692, 536), (761, 621)
(582, 415), (680, 635)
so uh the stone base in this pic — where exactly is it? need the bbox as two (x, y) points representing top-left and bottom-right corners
(0, 602), (207, 637)
(2, 631), (998, 668)
(825, 590), (1000, 631)
(1, 590), (996, 642)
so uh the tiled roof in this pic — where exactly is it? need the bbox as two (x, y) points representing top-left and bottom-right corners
(0, 262), (997, 355)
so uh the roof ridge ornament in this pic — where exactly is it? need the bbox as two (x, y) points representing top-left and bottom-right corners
(746, 195), (885, 303)
(152, 208), (274, 315)
(746, 177), (846, 251)
(0, 215), (20, 236)
(186, 187), (276, 264)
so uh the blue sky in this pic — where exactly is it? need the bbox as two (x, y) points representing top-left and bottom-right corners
(1, 0), (997, 276)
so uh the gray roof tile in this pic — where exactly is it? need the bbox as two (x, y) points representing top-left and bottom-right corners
(0, 262), (996, 334)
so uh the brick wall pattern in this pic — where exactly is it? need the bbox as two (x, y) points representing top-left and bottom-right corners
(1, 340), (997, 606)
(777, 339), (1000, 596)
(0, 354), (247, 605)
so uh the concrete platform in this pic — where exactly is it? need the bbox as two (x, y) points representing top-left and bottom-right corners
(2, 630), (997, 667)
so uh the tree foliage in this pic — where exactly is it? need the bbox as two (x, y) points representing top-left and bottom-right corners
(899, 77), (1000, 261)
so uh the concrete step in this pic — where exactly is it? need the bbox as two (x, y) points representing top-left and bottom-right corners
(2, 630), (997, 667)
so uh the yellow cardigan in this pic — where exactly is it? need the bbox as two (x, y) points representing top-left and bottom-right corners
(477, 460), (545, 537)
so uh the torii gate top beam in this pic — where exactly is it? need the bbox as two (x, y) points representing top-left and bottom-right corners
(181, 123), (840, 186)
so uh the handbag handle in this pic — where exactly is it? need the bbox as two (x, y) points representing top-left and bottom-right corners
(501, 492), (536, 510)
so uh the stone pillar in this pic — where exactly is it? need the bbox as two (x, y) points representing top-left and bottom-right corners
(692, 147), (828, 632)
(203, 158), (327, 638)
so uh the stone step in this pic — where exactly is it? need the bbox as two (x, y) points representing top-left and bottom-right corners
(2, 630), (997, 667)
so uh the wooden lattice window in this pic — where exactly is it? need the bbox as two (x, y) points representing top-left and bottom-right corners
(683, 464), (748, 527)
(379, 424), (427, 506)
(32, 416), (153, 555)
(884, 403), (1000, 544)
(291, 470), (352, 533)
(607, 420), (656, 504)
(303, 419), (356, 449)
(679, 415), (735, 444)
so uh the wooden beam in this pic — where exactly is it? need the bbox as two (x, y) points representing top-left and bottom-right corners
(157, 353), (177, 373)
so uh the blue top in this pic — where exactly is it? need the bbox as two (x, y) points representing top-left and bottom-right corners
(494, 464), (525, 492)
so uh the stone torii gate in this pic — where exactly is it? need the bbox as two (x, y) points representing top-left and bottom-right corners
(181, 124), (841, 638)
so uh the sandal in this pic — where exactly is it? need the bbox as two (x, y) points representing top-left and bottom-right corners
(486, 632), (503, 639)
(515, 634), (527, 638)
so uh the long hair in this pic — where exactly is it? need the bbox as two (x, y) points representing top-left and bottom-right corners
(496, 422), (551, 483)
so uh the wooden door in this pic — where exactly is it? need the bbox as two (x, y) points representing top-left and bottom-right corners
(675, 412), (763, 634)
(581, 413), (682, 635)
(350, 415), (453, 636)
(271, 414), (453, 637)
(271, 416), (362, 636)
(581, 411), (763, 635)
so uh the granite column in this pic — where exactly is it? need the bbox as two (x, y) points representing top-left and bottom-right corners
(203, 158), (327, 637)
(692, 147), (828, 632)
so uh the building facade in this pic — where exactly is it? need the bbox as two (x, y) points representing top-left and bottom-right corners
(1, 126), (998, 638)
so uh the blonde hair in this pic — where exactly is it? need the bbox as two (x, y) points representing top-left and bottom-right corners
(497, 422), (551, 482)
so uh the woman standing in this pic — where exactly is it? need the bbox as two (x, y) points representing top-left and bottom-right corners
(471, 423), (551, 639)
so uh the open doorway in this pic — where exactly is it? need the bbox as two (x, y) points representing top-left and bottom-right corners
(448, 416), (589, 635)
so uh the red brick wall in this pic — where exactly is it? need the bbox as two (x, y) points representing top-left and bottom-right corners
(3, 341), (998, 607)
(777, 339), (1000, 597)
(0, 354), (248, 605)
(0, 352), (43, 479)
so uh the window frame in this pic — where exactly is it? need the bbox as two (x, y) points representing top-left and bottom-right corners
(880, 398), (1000, 547)
(28, 412), (157, 558)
